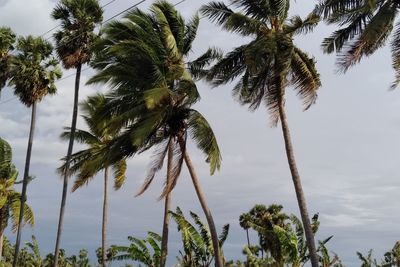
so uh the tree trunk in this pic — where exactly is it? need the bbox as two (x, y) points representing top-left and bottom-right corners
(53, 63), (82, 267)
(179, 140), (223, 267)
(102, 166), (109, 267)
(160, 142), (173, 267)
(246, 229), (250, 247)
(13, 102), (37, 267)
(277, 94), (319, 267)
(0, 232), (3, 261)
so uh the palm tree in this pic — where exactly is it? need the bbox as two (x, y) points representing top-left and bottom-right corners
(88, 2), (223, 266)
(51, 0), (103, 265)
(200, 1), (321, 266)
(5, 35), (61, 267)
(58, 94), (126, 267)
(315, 0), (400, 88)
(0, 138), (35, 260)
(0, 27), (16, 90)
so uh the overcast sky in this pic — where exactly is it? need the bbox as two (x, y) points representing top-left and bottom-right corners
(1, 0), (400, 266)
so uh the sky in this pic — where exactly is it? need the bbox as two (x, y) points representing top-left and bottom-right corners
(0, 0), (400, 266)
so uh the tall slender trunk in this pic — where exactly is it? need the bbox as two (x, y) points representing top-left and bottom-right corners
(277, 94), (319, 267)
(0, 232), (3, 261)
(246, 229), (250, 247)
(13, 102), (37, 267)
(53, 63), (82, 267)
(179, 139), (223, 267)
(160, 142), (173, 267)
(102, 166), (109, 267)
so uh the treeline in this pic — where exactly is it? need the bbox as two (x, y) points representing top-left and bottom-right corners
(0, 0), (400, 266)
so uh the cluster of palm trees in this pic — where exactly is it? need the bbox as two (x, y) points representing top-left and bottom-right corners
(1, 0), (400, 266)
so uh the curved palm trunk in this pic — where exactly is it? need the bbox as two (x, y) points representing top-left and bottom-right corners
(179, 141), (223, 267)
(160, 142), (173, 267)
(277, 94), (319, 267)
(13, 101), (37, 267)
(246, 229), (250, 247)
(102, 166), (109, 267)
(53, 63), (82, 267)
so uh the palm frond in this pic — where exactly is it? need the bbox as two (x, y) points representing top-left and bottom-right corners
(136, 139), (169, 196)
(187, 110), (221, 175)
(289, 46), (320, 110)
(112, 159), (127, 190)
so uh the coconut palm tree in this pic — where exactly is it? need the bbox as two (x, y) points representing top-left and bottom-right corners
(58, 94), (126, 267)
(0, 27), (16, 90)
(51, 0), (103, 265)
(315, 0), (400, 88)
(5, 35), (61, 266)
(200, 1), (321, 266)
(88, 2), (223, 266)
(0, 138), (35, 260)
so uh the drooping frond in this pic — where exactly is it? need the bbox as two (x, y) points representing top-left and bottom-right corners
(289, 46), (320, 110)
(337, 1), (397, 72)
(112, 159), (127, 190)
(187, 110), (221, 175)
(391, 21), (400, 89)
(10, 192), (35, 232)
(183, 14), (200, 55)
(136, 139), (169, 196)
(159, 138), (184, 199)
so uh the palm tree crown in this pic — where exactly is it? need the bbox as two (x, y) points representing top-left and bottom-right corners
(59, 94), (127, 191)
(52, 0), (103, 69)
(201, 0), (321, 123)
(8, 36), (61, 107)
(316, 0), (400, 87)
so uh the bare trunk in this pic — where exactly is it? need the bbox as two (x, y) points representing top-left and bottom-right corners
(53, 63), (82, 267)
(278, 94), (319, 267)
(13, 102), (37, 267)
(0, 232), (3, 261)
(180, 142), (223, 267)
(102, 167), (109, 267)
(160, 142), (173, 267)
(246, 229), (250, 247)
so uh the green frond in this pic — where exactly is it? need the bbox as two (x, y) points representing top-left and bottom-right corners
(284, 12), (320, 35)
(337, 1), (397, 72)
(200, 2), (234, 26)
(289, 46), (320, 110)
(207, 44), (247, 86)
(60, 127), (100, 145)
(112, 160), (127, 190)
(187, 110), (221, 175)
(9, 192), (35, 232)
(183, 14), (200, 55)
(188, 47), (223, 80)
(218, 224), (230, 246)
